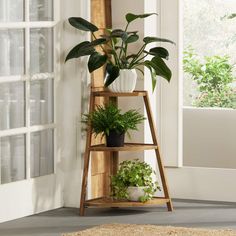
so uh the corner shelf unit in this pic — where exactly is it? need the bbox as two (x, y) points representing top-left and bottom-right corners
(79, 90), (173, 216)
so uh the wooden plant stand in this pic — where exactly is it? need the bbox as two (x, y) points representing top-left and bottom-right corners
(79, 90), (173, 216)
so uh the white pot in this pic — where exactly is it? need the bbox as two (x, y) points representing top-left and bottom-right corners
(108, 69), (137, 93)
(127, 186), (146, 202)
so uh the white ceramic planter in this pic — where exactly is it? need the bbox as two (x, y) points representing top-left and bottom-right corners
(127, 186), (146, 202)
(108, 69), (137, 93)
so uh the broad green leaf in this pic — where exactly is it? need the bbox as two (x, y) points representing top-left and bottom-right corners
(125, 13), (158, 23)
(126, 34), (139, 44)
(68, 17), (98, 32)
(90, 38), (107, 47)
(105, 64), (120, 87)
(144, 62), (157, 91)
(147, 47), (169, 59)
(151, 69), (157, 92)
(111, 29), (125, 37)
(65, 41), (95, 62)
(150, 56), (172, 82)
(143, 36), (175, 45)
(111, 29), (128, 41)
(144, 57), (172, 82)
(88, 52), (107, 73)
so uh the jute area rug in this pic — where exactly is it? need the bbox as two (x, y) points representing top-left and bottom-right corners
(63, 224), (236, 236)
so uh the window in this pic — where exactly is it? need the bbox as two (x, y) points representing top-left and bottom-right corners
(183, 0), (236, 169)
(0, 0), (56, 184)
(183, 0), (236, 109)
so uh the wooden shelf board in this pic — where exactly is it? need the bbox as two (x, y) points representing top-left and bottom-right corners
(85, 197), (170, 208)
(92, 90), (147, 97)
(89, 143), (158, 152)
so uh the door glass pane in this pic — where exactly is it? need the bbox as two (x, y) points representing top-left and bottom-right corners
(0, 82), (25, 130)
(30, 79), (53, 125)
(0, 29), (24, 76)
(30, 0), (53, 21)
(1, 134), (26, 184)
(30, 28), (53, 75)
(0, 0), (24, 22)
(30, 129), (53, 177)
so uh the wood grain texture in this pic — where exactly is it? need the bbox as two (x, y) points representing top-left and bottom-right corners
(89, 143), (158, 152)
(91, 173), (109, 198)
(92, 90), (147, 97)
(90, 0), (112, 201)
(143, 94), (173, 211)
(80, 91), (173, 215)
(85, 197), (170, 207)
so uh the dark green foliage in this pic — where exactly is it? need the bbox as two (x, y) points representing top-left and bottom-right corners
(88, 52), (107, 73)
(65, 12), (174, 91)
(83, 103), (145, 138)
(68, 17), (98, 32)
(111, 159), (161, 202)
(65, 41), (95, 62)
(183, 47), (236, 108)
(125, 13), (158, 23)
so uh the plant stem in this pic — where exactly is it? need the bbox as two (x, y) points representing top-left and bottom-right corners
(111, 40), (121, 67)
(132, 54), (148, 65)
(118, 23), (130, 62)
(129, 44), (146, 68)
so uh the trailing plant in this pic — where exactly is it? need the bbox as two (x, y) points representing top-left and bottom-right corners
(82, 103), (145, 138)
(111, 159), (161, 202)
(65, 13), (174, 91)
(183, 47), (236, 108)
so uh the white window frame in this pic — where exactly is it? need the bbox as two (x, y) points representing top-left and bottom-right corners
(0, 0), (61, 184)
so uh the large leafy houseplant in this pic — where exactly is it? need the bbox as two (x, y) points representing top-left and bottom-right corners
(83, 103), (145, 147)
(65, 13), (174, 91)
(111, 160), (161, 202)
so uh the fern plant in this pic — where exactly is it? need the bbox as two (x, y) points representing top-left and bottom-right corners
(83, 103), (145, 138)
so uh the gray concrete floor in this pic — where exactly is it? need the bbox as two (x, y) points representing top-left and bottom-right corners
(0, 200), (236, 236)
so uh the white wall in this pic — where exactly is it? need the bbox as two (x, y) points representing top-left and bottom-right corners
(183, 107), (236, 169)
(59, 0), (90, 207)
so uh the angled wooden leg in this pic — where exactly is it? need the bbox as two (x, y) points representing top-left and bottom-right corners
(143, 92), (173, 211)
(79, 93), (95, 216)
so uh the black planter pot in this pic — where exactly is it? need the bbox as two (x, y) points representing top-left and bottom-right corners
(106, 130), (125, 147)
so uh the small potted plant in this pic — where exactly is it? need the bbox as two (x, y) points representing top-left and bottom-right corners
(83, 103), (145, 147)
(65, 13), (174, 92)
(111, 159), (161, 202)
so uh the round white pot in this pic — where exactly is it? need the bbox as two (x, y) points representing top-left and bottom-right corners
(108, 69), (137, 93)
(127, 186), (146, 202)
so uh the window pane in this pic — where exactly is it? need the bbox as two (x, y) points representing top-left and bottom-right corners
(1, 134), (26, 184)
(0, 82), (25, 130)
(30, 0), (53, 21)
(0, 0), (24, 22)
(0, 29), (24, 76)
(30, 28), (53, 74)
(30, 79), (53, 125)
(30, 129), (54, 177)
(183, 0), (236, 169)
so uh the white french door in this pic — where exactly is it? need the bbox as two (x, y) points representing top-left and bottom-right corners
(0, 0), (62, 222)
(158, 0), (236, 202)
